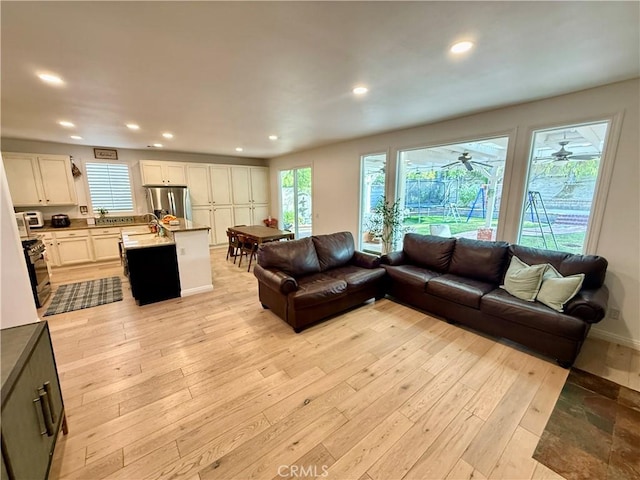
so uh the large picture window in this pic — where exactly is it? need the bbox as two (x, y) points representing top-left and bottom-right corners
(85, 162), (134, 213)
(518, 121), (610, 254)
(397, 136), (509, 242)
(280, 167), (312, 238)
(360, 153), (387, 253)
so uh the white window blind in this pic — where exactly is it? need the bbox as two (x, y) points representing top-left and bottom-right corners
(85, 162), (134, 212)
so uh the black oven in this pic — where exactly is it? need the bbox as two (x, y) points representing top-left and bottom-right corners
(22, 239), (51, 308)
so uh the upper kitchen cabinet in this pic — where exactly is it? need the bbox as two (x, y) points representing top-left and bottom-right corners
(186, 164), (233, 207)
(140, 160), (187, 186)
(3, 153), (77, 207)
(231, 166), (269, 205)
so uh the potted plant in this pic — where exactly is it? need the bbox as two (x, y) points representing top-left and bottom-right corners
(97, 207), (109, 218)
(372, 196), (406, 254)
(363, 212), (383, 243)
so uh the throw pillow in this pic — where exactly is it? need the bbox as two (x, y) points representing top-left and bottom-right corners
(501, 255), (548, 302)
(536, 264), (584, 312)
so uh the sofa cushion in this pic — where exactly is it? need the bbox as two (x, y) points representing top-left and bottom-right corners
(257, 237), (320, 277)
(326, 265), (386, 291)
(427, 274), (495, 309)
(502, 256), (547, 302)
(509, 245), (607, 289)
(449, 238), (509, 284)
(382, 264), (440, 289)
(536, 264), (585, 312)
(403, 233), (456, 272)
(312, 232), (355, 271)
(481, 288), (589, 339)
(292, 275), (347, 309)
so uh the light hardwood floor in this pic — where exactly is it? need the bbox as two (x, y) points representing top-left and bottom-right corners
(41, 248), (639, 480)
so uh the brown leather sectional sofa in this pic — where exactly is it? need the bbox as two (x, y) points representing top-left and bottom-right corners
(254, 232), (386, 332)
(254, 231), (608, 367)
(382, 234), (609, 367)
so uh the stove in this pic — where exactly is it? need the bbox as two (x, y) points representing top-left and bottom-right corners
(21, 238), (51, 308)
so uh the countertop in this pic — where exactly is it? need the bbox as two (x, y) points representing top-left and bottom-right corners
(160, 219), (210, 233)
(121, 232), (175, 250)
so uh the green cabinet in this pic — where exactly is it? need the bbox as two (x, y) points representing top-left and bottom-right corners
(1, 322), (67, 480)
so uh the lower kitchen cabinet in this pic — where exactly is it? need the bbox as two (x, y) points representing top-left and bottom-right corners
(1, 322), (68, 480)
(56, 234), (93, 265)
(90, 228), (121, 261)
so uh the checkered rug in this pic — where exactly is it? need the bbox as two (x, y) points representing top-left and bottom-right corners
(43, 277), (123, 316)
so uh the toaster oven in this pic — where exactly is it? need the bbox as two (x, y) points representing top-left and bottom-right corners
(23, 211), (44, 228)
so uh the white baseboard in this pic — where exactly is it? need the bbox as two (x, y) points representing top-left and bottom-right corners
(589, 327), (640, 351)
(181, 284), (214, 297)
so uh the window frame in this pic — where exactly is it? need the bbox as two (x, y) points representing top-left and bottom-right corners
(83, 159), (135, 215)
(518, 113), (622, 254)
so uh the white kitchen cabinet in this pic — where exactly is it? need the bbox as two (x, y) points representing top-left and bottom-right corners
(3, 153), (77, 207)
(230, 166), (270, 224)
(186, 165), (211, 206)
(140, 160), (187, 186)
(90, 228), (121, 261)
(55, 230), (93, 265)
(42, 232), (60, 267)
(212, 206), (233, 245)
(191, 206), (214, 244)
(210, 165), (232, 205)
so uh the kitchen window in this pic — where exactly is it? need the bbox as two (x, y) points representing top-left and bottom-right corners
(85, 162), (134, 213)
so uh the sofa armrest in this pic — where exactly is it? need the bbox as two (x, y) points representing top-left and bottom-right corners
(381, 251), (405, 266)
(254, 265), (298, 294)
(352, 251), (381, 269)
(564, 286), (609, 324)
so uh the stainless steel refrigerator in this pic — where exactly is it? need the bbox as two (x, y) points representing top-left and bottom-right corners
(145, 186), (192, 220)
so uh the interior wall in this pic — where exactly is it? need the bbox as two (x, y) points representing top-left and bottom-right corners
(0, 138), (267, 219)
(0, 156), (40, 328)
(268, 79), (640, 349)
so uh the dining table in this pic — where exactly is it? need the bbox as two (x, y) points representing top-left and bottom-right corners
(228, 225), (295, 244)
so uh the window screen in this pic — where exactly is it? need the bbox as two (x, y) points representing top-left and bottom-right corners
(85, 162), (134, 212)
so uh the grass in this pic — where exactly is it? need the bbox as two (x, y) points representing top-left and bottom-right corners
(403, 215), (586, 254)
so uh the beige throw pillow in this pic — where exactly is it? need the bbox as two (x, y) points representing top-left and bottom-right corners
(536, 264), (584, 312)
(502, 256), (547, 302)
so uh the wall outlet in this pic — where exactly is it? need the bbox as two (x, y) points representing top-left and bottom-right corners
(609, 308), (620, 320)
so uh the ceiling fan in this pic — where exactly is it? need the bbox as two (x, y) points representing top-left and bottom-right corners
(549, 140), (599, 162)
(442, 152), (491, 171)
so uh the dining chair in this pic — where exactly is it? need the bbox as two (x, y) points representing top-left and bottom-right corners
(226, 229), (241, 263)
(237, 234), (258, 272)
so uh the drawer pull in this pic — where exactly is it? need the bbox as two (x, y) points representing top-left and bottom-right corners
(43, 381), (56, 424)
(38, 389), (54, 436)
(33, 397), (48, 435)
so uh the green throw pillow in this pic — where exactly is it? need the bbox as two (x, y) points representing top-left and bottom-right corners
(502, 256), (547, 302)
(536, 264), (584, 312)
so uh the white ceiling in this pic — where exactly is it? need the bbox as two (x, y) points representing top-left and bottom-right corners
(1, 2), (638, 159)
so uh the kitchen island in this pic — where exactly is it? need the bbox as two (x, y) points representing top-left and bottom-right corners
(121, 219), (212, 305)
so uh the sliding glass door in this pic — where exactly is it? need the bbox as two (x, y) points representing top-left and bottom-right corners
(397, 136), (509, 241)
(280, 167), (312, 238)
(360, 153), (387, 253)
(518, 121), (610, 254)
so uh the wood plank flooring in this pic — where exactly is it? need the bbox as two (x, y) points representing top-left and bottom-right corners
(40, 247), (638, 480)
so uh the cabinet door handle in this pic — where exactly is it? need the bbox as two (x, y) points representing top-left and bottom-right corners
(43, 381), (56, 424)
(38, 389), (54, 436)
(33, 397), (48, 435)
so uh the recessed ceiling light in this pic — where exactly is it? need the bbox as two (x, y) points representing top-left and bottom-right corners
(268, 135), (278, 141)
(38, 73), (64, 85)
(235, 147), (243, 152)
(126, 123), (140, 130)
(70, 135), (82, 140)
(153, 143), (163, 148)
(162, 132), (174, 139)
(58, 120), (75, 128)
(450, 41), (474, 54)
(353, 86), (368, 95)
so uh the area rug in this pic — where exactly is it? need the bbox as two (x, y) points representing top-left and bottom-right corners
(43, 277), (123, 316)
(533, 368), (640, 480)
